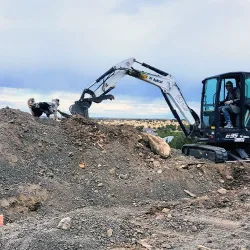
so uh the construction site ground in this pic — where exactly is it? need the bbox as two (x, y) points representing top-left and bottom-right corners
(0, 108), (250, 250)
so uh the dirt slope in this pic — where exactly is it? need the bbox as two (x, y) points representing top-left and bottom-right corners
(0, 108), (249, 250)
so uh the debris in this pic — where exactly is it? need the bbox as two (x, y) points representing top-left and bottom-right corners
(153, 160), (161, 168)
(155, 213), (164, 220)
(162, 208), (170, 213)
(109, 168), (116, 176)
(68, 152), (74, 157)
(79, 162), (86, 168)
(97, 142), (104, 150)
(28, 202), (41, 211)
(184, 190), (196, 198)
(226, 175), (234, 180)
(9, 120), (14, 123)
(38, 143), (42, 147)
(48, 172), (54, 178)
(119, 174), (129, 180)
(217, 188), (227, 195)
(179, 162), (205, 169)
(139, 239), (152, 249)
(107, 228), (113, 237)
(179, 164), (188, 169)
(1, 108), (250, 249)
(218, 179), (225, 183)
(0, 214), (3, 226)
(57, 217), (72, 230)
(197, 245), (211, 250)
(161, 243), (172, 249)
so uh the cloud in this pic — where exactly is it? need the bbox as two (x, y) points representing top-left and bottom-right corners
(0, 0), (248, 118)
(0, 87), (200, 119)
(0, 0), (249, 74)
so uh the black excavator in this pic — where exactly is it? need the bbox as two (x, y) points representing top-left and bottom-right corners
(64, 57), (250, 163)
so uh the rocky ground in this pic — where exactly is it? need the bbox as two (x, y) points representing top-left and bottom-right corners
(0, 107), (250, 250)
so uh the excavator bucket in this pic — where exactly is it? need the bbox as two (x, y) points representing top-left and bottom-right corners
(69, 57), (135, 118)
(69, 101), (91, 118)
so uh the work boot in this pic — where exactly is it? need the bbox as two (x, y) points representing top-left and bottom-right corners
(224, 122), (233, 128)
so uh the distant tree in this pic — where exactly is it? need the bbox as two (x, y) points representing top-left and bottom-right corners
(136, 126), (144, 132)
(168, 132), (193, 149)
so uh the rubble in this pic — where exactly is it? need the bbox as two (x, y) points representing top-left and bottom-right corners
(0, 108), (250, 250)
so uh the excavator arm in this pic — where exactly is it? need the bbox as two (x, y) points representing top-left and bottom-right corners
(70, 57), (200, 137)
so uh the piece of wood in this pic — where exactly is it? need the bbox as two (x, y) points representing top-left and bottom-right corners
(179, 162), (206, 169)
(197, 245), (211, 250)
(184, 189), (197, 198)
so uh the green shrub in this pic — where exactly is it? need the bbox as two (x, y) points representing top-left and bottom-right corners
(168, 132), (193, 149)
(156, 126), (194, 149)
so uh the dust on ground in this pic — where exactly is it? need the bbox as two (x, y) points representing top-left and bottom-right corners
(0, 107), (249, 250)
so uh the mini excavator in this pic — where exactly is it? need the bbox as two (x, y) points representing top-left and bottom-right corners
(67, 57), (250, 163)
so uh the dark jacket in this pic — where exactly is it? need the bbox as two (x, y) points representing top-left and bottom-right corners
(220, 87), (240, 106)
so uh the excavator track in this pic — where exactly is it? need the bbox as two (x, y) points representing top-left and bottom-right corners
(182, 144), (228, 163)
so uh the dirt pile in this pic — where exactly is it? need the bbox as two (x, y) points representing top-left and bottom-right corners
(0, 108), (250, 250)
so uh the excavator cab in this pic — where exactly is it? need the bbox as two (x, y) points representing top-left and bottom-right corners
(194, 72), (250, 161)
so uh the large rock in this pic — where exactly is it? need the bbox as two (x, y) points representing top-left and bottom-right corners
(142, 133), (171, 158)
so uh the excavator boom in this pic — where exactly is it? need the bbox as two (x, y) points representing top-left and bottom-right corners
(70, 57), (200, 136)
(68, 57), (233, 163)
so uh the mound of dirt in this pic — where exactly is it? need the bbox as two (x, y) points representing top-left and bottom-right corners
(0, 108), (250, 250)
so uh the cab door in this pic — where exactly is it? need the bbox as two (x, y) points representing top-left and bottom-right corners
(201, 78), (218, 128)
(244, 74), (250, 127)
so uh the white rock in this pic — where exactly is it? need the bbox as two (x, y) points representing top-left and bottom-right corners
(57, 217), (72, 230)
(217, 188), (227, 195)
(107, 228), (113, 237)
(153, 160), (161, 168)
(162, 208), (170, 213)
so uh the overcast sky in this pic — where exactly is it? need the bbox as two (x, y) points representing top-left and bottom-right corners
(0, 0), (250, 118)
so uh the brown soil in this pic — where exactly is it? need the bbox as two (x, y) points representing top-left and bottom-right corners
(0, 108), (249, 250)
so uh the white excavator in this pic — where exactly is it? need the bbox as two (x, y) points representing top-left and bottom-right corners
(63, 57), (250, 163)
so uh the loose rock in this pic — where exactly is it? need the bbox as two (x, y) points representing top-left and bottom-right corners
(217, 188), (227, 195)
(107, 228), (113, 237)
(57, 217), (72, 230)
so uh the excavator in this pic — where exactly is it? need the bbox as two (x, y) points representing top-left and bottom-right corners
(65, 57), (250, 163)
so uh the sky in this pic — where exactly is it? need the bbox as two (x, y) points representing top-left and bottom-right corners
(0, 0), (250, 118)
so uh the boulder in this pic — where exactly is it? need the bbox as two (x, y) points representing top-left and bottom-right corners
(142, 133), (171, 158)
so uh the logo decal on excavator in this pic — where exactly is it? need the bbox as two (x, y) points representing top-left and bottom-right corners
(225, 133), (239, 138)
(148, 76), (163, 83)
(153, 78), (163, 83)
